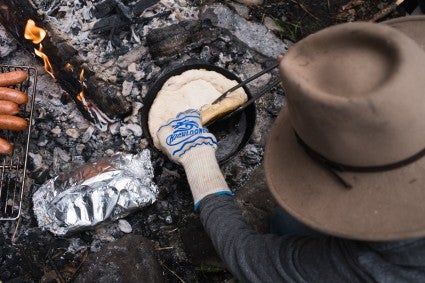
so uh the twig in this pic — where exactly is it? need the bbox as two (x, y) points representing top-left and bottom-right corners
(69, 251), (89, 282)
(48, 260), (66, 283)
(161, 261), (186, 283)
(155, 246), (175, 251)
(11, 216), (21, 243)
(290, 0), (320, 21)
(369, 0), (405, 22)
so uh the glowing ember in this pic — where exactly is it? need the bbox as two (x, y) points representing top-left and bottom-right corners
(64, 63), (73, 72)
(24, 19), (54, 78)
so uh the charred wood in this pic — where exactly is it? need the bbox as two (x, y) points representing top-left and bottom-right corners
(92, 0), (117, 18)
(132, 0), (160, 16)
(146, 20), (222, 59)
(0, 0), (132, 126)
(92, 14), (129, 34)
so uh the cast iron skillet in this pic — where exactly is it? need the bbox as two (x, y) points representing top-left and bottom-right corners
(141, 62), (256, 164)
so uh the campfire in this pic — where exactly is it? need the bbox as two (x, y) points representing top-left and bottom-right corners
(23, 19), (121, 131)
(0, 0), (286, 281)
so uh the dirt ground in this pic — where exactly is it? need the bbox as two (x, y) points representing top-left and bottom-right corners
(234, 0), (408, 41)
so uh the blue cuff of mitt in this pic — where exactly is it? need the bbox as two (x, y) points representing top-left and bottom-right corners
(194, 190), (234, 212)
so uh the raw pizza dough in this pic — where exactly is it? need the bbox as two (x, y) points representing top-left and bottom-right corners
(148, 69), (248, 149)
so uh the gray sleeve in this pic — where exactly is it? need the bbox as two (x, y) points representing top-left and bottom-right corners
(199, 194), (372, 283)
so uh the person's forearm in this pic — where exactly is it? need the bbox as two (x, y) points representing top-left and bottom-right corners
(181, 147), (231, 208)
(199, 194), (293, 282)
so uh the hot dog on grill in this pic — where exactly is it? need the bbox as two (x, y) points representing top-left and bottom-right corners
(0, 137), (13, 155)
(0, 87), (28, 104)
(0, 100), (20, 115)
(0, 115), (28, 131)
(0, 70), (28, 86)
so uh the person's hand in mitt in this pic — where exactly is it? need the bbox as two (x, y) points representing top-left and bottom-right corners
(157, 109), (232, 209)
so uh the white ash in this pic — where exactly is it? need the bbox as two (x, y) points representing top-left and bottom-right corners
(120, 123), (143, 137)
(28, 153), (43, 171)
(38, 0), (199, 80)
(82, 126), (96, 143)
(0, 24), (17, 57)
(121, 80), (134, 97)
(66, 128), (80, 139)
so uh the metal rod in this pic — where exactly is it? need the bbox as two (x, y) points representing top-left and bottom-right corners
(205, 77), (281, 127)
(211, 61), (280, 104)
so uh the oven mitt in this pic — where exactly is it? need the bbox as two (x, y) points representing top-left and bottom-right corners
(157, 109), (232, 209)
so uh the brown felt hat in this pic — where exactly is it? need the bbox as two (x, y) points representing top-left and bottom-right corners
(264, 16), (425, 241)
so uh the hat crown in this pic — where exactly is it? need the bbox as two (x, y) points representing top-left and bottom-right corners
(281, 22), (425, 166)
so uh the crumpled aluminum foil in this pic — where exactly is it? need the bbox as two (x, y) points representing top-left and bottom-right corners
(33, 150), (158, 235)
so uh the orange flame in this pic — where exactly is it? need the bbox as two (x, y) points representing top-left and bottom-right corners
(77, 91), (86, 103)
(77, 69), (88, 107)
(34, 44), (54, 78)
(24, 19), (46, 44)
(79, 69), (85, 83)
(24, 19), (54, 78)
(64, 63), (73, 72)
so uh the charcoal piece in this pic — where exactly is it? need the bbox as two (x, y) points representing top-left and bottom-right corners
(85, 76), (132, 120)
(114, 0), (133, 19)
(132, 0), (160, 15)
(92, 14), (129, 34)
(146, 20), (221, 59)
(92, 0), (117, 18)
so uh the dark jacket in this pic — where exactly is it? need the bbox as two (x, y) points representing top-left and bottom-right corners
(200, 194), (425, 283)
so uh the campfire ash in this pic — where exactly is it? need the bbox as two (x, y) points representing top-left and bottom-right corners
(0, 0), (286, 281)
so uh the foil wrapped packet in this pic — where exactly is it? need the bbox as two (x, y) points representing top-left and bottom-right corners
(33, 150), (158, 235)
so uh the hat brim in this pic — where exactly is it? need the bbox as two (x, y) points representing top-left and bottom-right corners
(264, 16), (425, 241)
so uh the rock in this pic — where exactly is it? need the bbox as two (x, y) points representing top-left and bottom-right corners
(118, 219), (133, 233)
(263, 16), (284, 33)
(228, 2), (251, 19)
(233, 0), (264, 5)
(235, 164), (277, 233)
(180, 214), (225, 268)
(200, 4), (289, 58)
(74, 235), (164, 283)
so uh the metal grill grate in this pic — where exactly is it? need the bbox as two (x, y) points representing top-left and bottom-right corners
(0, 65), (37, 220)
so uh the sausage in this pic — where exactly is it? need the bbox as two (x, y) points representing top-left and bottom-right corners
(0, 115), (28, 131)
(0, 70), (28, 86)
(0, 100), (19, 115)
(0, 87), (28, 104)
(0, 137), (13, 155)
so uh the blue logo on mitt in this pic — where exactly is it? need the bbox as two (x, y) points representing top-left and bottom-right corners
(166, 119), (208, 146)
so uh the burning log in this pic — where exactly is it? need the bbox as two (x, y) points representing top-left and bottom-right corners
(0, 0), (132, 130)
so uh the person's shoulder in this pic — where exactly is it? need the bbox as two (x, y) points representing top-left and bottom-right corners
(366, 237), (425, 252)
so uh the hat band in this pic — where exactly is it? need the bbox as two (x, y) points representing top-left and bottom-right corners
(294, 131), (425, 188)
